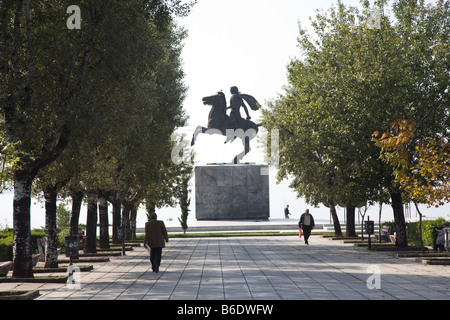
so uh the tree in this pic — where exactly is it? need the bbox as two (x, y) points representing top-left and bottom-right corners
(178, 174), (191, 234)
(177, 154), (194, 233)
(374, 119), (450, 251)
(0, 0), (195, 277)
(57, 203), (71, 229)
(0, 0), (90, 277)
(262, 1), (387, 237)
(262, 0), (449, 246)
(375, 121), (450, 207)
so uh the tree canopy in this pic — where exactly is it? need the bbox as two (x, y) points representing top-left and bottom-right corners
(0, 0), (195, 277)
(262, 0), (449, 245)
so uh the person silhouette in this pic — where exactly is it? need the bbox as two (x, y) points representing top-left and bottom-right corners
(229, 86), (251, 130)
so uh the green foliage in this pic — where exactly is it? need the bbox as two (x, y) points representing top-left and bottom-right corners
(178, 169), (192, 233)
(0, 0), (195, 277)
(0, 229), (45, 261)
(57, 227), (71, 252)
(262, 0), (449, 229)
(421, 218), (448, 247)
(383, 218), (448, 246)
(57, 203), (71, 228)
(0, 139), (21, 192)
(0, 233), (13, 261)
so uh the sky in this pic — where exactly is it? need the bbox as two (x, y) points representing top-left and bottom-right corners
(0, 0), (448, 230)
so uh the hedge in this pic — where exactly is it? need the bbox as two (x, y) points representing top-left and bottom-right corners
(382, 218), (448, 247)
(0, 227), (85, 261)
(0, 229), (46, 261)
(0, 234), (13, 261)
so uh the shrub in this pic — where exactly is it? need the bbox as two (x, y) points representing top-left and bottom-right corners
(422, 218), (447, 247)
(0, 229), (46, 261)
(0, 234), (13, 261)
(382, 218), (448, 246)
(58, 227), (71, 252)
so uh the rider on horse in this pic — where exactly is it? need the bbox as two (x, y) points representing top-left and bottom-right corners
(229, 86), (251, 130)
(191, 86), (261, 163)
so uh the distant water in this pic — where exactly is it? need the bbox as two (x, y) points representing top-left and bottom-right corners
(1, 189), (448, 230)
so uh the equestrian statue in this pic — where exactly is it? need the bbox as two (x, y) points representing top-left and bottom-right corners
(191, 86), (261, 164)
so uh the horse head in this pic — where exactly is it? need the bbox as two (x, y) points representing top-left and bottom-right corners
(202, 92), (226, 109)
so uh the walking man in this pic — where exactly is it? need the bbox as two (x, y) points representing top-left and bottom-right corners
(299, 209), (315, 245)
(284, 205), (291, 219)
(144, 212), (169, 273)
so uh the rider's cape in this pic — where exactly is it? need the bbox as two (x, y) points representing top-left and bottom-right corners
(237, 94), (261, 111)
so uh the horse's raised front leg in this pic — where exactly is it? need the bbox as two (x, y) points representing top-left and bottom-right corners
(191, 126), (208, 146)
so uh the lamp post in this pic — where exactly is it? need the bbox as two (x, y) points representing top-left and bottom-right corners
(65, 234), (79, 287)
(364, 216), (375, 250)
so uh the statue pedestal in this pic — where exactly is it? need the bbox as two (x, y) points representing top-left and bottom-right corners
(195, 164), (270, 220)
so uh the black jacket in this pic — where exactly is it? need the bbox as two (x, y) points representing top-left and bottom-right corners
(298, 213), (315, 229)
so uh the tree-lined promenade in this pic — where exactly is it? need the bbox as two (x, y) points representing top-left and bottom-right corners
(0, 0), (194, 278)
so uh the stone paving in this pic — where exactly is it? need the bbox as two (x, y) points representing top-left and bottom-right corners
(1, 235), (449, 300)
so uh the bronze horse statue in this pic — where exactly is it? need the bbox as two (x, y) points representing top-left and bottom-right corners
(191, 91), (259, 164)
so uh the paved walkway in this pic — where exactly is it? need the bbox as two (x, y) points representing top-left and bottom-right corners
(1, 235), (449, 300)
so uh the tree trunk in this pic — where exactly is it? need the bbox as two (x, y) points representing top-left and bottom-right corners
(390, 192), (408, 247)
(359, 207), (367, 242)
(70, 191), (83, 237)
(69, 191), (83, 259)
(122, 201), (132, 240)
(98, 196), (110, 249)
(85, 198), (98, 253)
(111, 199), (121, 245)
(346, 206), (357, 237)
(378, 203), (383, 244)
(44, 186), (59, 268)
(12, 172), (35, 278)
(413, 202), (425, 254)
(329, 199), (342, 236)
(130, 206), (137, 240)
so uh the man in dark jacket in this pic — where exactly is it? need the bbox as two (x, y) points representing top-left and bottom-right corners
(144, 212), (169, 273)
(284, 205), (291, 219)
(299, 209), (315, 245)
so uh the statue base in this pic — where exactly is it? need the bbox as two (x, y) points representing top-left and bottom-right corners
(195, 164), (270, 220)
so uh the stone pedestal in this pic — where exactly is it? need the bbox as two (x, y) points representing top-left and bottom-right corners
(195, 164), (270, 220)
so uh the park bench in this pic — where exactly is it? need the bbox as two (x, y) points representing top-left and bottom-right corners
(0, 261), (13, 277)
(375, 225), (392, 242)
(32, 254), (41, 267)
